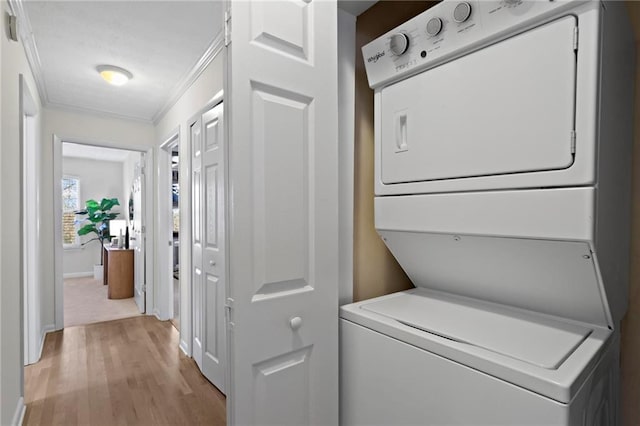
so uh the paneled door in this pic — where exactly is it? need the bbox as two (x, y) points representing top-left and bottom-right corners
(225, 1), (339, 424)
(191, 103), (227, 393)
(132, 155), (146, 313)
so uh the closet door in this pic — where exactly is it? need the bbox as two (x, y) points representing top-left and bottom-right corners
(191, 117), (204, 371)
(225, 1), (339, 424)
(201, 103), (227, 393)
(191, 103), (227, 394)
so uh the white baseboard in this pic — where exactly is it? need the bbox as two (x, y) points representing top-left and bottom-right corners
(179, 339), (190, 357)
(152, 308), (171, 321)
(11, 397), (25, 426)
(63, 272), (93, 279)
(38, 324), (56, 361)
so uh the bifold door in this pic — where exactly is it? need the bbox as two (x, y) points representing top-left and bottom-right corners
(381, 16), (577, 184)
(191, 103), (227, 394)
(226, 0), (339, 424)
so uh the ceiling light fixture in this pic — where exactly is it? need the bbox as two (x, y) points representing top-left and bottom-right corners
(97, 65), (133, 86)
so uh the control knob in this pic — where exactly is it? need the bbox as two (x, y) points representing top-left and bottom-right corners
(389, 33), (409, 56)
(453, 2), (472, 23)
(426, 17), (443, 36)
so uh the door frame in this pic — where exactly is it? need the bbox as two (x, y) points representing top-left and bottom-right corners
(20, 75), (43, 366)
(52, 135), (155, 330)
(158, 129), (180, 326)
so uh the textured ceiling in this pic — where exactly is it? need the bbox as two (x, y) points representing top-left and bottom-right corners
(23, 1), (223, 122)
(63, 142), (135, 162)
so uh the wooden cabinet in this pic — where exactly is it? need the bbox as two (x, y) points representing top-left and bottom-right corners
(103, 245), (134, 299)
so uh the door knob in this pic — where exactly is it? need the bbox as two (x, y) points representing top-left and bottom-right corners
(289, 316), (302, 331)
(209, 260), (216, 266)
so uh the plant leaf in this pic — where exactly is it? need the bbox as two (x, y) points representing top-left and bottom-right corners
(77, 224), (98, 236)
(100, 198), (120, 211)
(85, 199), (99, 209)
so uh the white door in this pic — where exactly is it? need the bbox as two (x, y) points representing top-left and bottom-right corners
(191, 104), (227, 393)
(226, 1), (339, 425)
(191, 117), (204, 371)
(132, 156), (145, 313)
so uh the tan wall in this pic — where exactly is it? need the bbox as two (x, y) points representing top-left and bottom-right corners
(353, 1), (437, 302)
(354, 2), (640, 423)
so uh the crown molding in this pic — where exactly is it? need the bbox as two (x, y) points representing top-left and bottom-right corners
(152, 29), (225, 125)
(11, 0), (223, 125)
(9, 0), (49, 107)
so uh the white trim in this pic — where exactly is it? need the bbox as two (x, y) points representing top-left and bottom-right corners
(9, 0), (48, 107)
(179, 339), (190, 357)
(21, 77), (41, 369)
(338, 9), (356, 305)
(153, 30), (225, 124)
(11, 397), (25, 426)
(53, 136), (63, 330)
(181, 112), (193, 358)
(37, 324), (56, 362)
(63, 272), (93, 279)
(10, 0), (223, 124)
(53, 136), (155, 330)
(145, 153), (155, 315)
(152, 308), (162, 321)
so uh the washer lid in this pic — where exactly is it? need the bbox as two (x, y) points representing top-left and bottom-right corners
(361, 290), (592, 370)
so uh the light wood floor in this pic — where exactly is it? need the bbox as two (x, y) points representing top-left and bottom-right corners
(24, 316), (226, 426)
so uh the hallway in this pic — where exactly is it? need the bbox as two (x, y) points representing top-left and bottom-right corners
(23, 317), (226, 426)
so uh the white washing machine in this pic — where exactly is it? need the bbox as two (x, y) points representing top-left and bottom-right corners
(340, 1), (634, 424)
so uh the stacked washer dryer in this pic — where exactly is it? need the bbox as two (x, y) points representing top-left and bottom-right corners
(340, 1), (634, 424)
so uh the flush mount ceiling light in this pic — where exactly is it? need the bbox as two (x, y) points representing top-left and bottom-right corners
(97, 65), (133, 86)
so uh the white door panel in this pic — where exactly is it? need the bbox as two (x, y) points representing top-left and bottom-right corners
(192, 103), (227, 393)
(191, 119), (204, 371)
(381, 16), (577, 184)
(202, 104), (227, 393)
(132, 156), (145, 313)
(227, 1), (339, 424)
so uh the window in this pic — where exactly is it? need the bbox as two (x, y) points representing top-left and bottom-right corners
(62, 176), (80, 247)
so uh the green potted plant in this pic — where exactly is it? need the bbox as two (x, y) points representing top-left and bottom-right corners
(75, 198), (120, 281)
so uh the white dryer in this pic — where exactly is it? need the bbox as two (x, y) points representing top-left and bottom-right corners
(340, 1), (634, 424)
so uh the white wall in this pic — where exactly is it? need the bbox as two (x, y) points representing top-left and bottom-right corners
(154, 52), (224, 354)
(41, 108), (155, 329)
(338, 9), (356, 306)
(1, 2), (43, 423)
(62, 157), (124, 276)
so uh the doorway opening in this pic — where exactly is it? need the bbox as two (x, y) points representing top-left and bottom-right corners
(160, 134), (181, 332)
(172, 145), (180, 331)
(60, 142), (146, 328)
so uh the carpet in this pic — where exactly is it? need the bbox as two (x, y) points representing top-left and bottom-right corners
(64, 276), (141, 328)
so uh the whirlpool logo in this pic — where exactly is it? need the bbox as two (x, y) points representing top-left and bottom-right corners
(367, 51), (385, 63)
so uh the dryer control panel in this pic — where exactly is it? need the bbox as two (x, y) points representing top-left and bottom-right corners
(362, 0), (587, 89)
